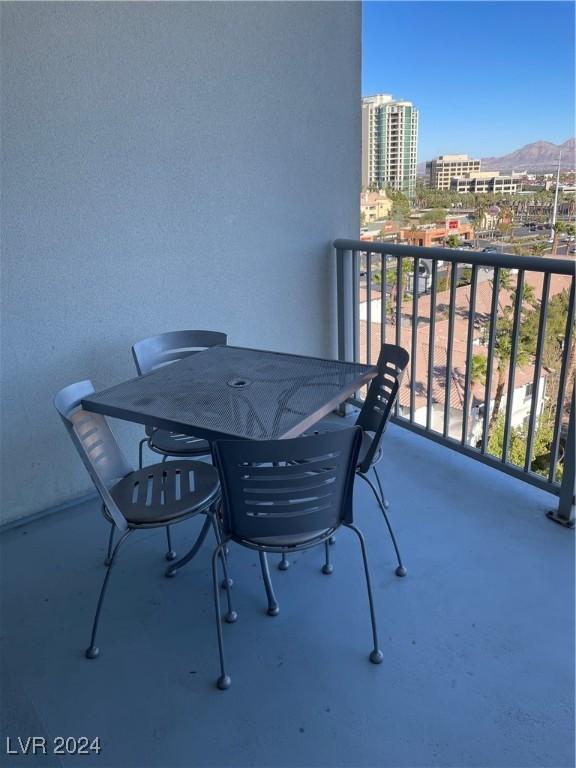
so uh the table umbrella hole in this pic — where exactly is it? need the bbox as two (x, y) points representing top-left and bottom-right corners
(227, 378), (252, 388)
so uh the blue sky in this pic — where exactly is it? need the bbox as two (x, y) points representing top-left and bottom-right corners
(363, 1), (575, 161)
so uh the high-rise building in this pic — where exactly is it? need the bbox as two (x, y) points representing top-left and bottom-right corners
(425, 154), (481, 189)
(361, 94), (419, 198)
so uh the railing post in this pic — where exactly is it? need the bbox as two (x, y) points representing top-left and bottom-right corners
(546, 386), (575, 528)
(336, 246), (354, 363)
(336, 246), (354, 416)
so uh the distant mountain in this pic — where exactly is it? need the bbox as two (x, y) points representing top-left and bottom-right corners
(482, 139), (575, 172)
(417, 138), (575, 176)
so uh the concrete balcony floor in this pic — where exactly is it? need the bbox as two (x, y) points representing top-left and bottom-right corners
(1, 423), (574, 768)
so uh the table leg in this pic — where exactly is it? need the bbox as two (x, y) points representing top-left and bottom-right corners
(165, 515), (212, 577)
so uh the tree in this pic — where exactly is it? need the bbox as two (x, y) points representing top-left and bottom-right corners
(445, 234), (460, 249)
(551, 222), (576, 255)
(551, 221), (566, 255)
(421, 208), (447, 225)
(529, 241), (548, 258)
(497, 205), (514, 241)
(466, 355), (487, 444)
(485, 275), (536, 445)
(483, 287), (573, 473)
(522, 288), (570, 375)
(383, 257), (413, 308)
(473, 198), (489, 246)
(458, 266), (473, 287)
(487, 413), (555, 474)
(386, 190), (411, 225)
(436, 275), (450, 293)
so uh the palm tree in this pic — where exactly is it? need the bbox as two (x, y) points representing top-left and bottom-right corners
(485, 275), (535, 445)
(551, 221), (566, 255)
(521, 282), (538, 309)
(529, 241), (548, 258)
(407, 223), (420, 246)
(473, 198), (488, 247)
(497, 204), (514, 242)
(466, 355), (487, 444)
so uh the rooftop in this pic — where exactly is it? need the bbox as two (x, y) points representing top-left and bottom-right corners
(1, 419), (573, 768)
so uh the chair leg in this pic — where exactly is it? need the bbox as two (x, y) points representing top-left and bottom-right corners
(345, 523), (383, 665)
(372, 465), (390, 510)
(321, 540), (333, 574)
(165, 525), (177, 561)
(209, 514), (234, 591)
(273, 460), (290, 571)
(138, 438), (147, 470)
(104, 521), (115, 566)
(165, 514), (212, 577)
(211, 543), (232, 690)
(359, 472), (407, 577)
(85, 528), (133, 659)
(259, 551), (280, 616)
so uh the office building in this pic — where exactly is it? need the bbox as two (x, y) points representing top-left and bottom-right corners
(450, 172), (518, 194)
(426, 154), (481, 190)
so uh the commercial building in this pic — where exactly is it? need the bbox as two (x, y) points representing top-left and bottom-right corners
(450, 172), (518, 194)
(361, 94), (419, 198)
(400, 219), (474, 248)
(426, 154), (481, 190)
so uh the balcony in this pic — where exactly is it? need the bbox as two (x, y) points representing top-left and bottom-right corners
(1, 3), (574, 767)
(2, 418), (574, 768)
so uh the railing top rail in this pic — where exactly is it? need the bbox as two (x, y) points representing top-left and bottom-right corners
(334, 238), (575, 276)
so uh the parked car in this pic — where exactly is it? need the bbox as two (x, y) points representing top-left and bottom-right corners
(482, 247), (499, 253)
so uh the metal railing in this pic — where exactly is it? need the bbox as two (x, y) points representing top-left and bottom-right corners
(335, 238), (575, 526)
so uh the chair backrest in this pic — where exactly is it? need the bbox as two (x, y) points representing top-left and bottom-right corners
(131, 330), (227, 375)
(54, 380), (132, 530)
(213, 428), (362, 545)
(355, 343), (409, 473)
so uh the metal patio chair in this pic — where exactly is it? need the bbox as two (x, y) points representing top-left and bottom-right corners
(132, 330), (227, 559)
(131, 329), (227, 468)
(210, 427), (383, 690)
(54, 380), (234, 660)
(304, 343), (410, 577)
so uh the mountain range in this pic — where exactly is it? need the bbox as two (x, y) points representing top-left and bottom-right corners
(418, 138), (575, 175)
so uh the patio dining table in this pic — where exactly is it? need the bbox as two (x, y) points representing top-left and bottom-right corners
(82, 345), (377, 573)
(82, 345), (376, 442)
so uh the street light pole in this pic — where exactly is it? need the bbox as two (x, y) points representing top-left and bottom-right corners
(550, 151), (561, 243)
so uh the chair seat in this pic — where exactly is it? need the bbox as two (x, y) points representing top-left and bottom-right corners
(148, 429), (211, 457)
(110, 460), (220, 525)
(248, 530), (331, 546)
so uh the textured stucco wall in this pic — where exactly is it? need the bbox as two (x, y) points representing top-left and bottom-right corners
(0, 1), (361, 524)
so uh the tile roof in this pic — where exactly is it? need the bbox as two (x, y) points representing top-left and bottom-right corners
(357, 263), (573, 415)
